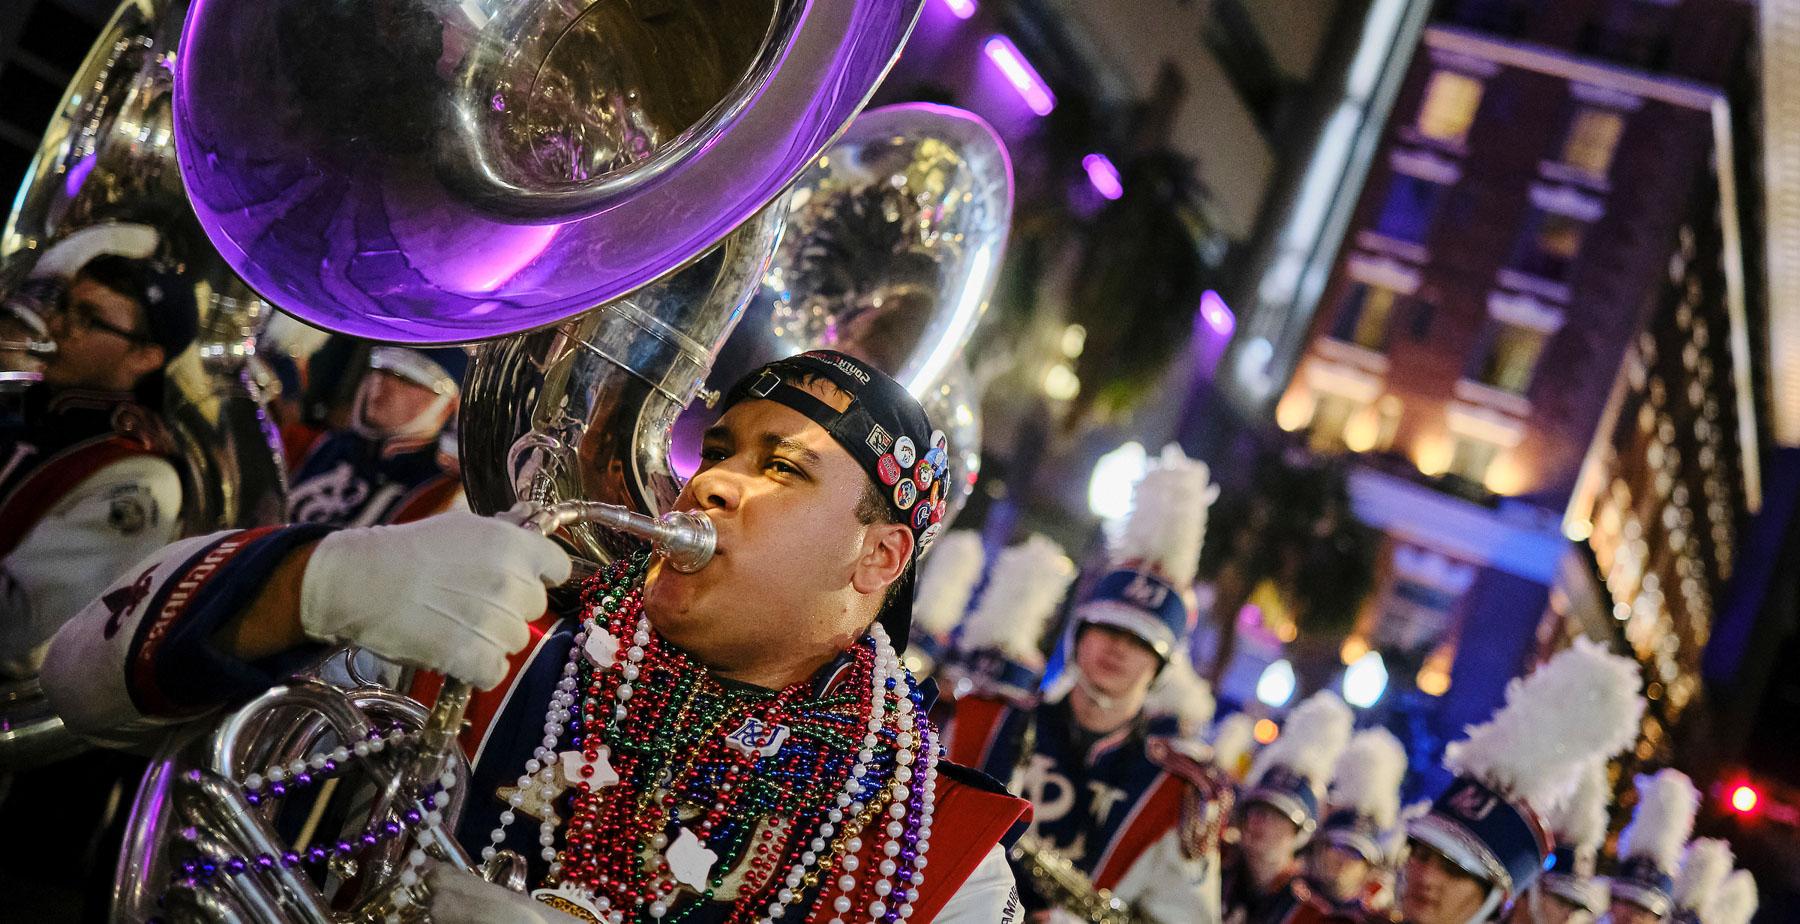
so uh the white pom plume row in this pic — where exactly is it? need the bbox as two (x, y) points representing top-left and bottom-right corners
(957, 534), (1075, 664)
(912, 530), (985, 638)
(1110, 444), (1219, 587)
(1618, 769), (1701, 873)
(1706, 870), (1759, 924)
(1145, 652), (1216, 736)
(1247, 690), (1354, 794)
(1674, 838), (1735, 915)
(1546, 761), (1612, 854)
(1442, 637), (1645, 808)
(1328, 728), (1408, 829)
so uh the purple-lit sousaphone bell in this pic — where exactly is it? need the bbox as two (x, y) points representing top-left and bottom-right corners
(104, 0), (1018, 920)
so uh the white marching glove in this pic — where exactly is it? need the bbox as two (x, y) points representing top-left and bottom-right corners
(425, 866), (585, 924)
(300, 511), (572, 689)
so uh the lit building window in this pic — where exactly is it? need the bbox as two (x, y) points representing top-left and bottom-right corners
(1373, 173), (1447, 244)
(1310, 392), (1364, 452)
(1448, 433), (1502, 484)
(1560, 107), (1625, 178)
(1332, 282), (1402, 352)
(1510, 208), (1587, 281)
(1416, 71), (1485, 145)
(1472, 321), (1551, 394)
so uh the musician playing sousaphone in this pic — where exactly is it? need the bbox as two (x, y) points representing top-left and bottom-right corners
(942, 445), (1233, 923)
(43, 350), (1030, 921)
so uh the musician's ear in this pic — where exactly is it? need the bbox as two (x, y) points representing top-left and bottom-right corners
(852, 520), (911, 597)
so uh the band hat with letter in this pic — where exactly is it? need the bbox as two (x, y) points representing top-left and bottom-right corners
(1244, 691), (1355, 835)
(1611, 768), (1702, 918)
(1538, 762), (1614, 916)
(718, 349), (953, 651)
(1074, 444), (1218, 661)
(1075, 568), (1192, 661)
(1321, 728), (1408, 865)
(1406, 638), (1645, 908)
(369, 346), (469, 396)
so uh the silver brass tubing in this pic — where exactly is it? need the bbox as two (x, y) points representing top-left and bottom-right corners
(512, 500), (717, 574)
(0, 338), (55, 354)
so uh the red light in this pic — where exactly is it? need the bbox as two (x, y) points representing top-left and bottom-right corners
(1730, 784), (1760, 814)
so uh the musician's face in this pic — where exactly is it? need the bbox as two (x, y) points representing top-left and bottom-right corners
(1308, 842), (1371, 904)
(643, 387), (911, 689)
(1506, 888), (1591, 924)
(1399, 840), (1492, 924)
(42, 277), (163, 391)
(1072, 624), (1160, 699)
(357, 368), (451, 436)
(1241, 802), (1303, 875)
(1604, 902), (1660, 924)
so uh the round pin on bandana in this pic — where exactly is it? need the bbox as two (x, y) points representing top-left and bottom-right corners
(877, 455), (902, 486)
(894, 478), (918, 511)
(915, 462), (935, 491)
(893, 436), (917, 469)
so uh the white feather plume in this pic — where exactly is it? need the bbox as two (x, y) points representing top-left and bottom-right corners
(1248, 690), (1354, 793)
(1209, 713), (1257, 779)
(1674, 839), (1735, 915)
(1384, 800), (1432, 861)
(1547, 761), (1612, 854)
(1706, 870), (1759, 924)
(1617, 769), (1701, 873)
(1145, 652), (1216, 736)
(957, 534), (1075, 664)
(1110, 444), (1220, 587)
(912, 530), (986, 638)
(1328, 728), (1408, 829)
(1442, 637), (1645, 808)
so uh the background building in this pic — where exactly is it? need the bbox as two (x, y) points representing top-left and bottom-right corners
(1270, 0), (1760, 787)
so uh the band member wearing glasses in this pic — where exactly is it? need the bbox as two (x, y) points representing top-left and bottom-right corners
(0, 253), (197, 678)
(42, 350), (1030, 922)
(283, 345), (469, 527)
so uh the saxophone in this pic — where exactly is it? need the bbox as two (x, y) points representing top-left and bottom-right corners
(1007, 833), (1149, 924)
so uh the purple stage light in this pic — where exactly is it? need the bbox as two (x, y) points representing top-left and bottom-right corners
(1200, 290), (1235, 337)
(941, 0), (977, 19)
(984, 36), (1055, 116)
(1082, 154), (1123, 200)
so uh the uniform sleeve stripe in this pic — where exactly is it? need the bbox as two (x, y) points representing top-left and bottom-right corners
(125, 525), (333, 716)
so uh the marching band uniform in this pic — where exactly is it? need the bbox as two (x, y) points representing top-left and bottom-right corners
(944, 447), (1232, 923)
(284, 346), (468, 528)
(1605, 769), (1701, 924)
(1220, 691), (1355, 924)
(41, 352), (1030, 922)
(0, 258), (197, 677)
(1397, 638), (1646, 924)
(1290, 728), (1409, 924)
(1507, 762), (1611, 924)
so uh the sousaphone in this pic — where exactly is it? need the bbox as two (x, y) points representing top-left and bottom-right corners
(110, 0), (936, 920)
